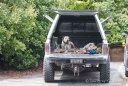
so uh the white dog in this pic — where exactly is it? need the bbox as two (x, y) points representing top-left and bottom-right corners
(61, 36), (75, 50)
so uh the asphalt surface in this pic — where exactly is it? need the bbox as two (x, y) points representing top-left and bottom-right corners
(0, 62), (128, 86)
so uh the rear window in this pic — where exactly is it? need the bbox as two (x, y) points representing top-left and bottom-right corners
(59, 23), (72, 32)
(59, 22), (98, 32)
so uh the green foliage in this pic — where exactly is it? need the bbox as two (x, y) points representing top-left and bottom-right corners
(92, 0), (128, 46)
(62, 0), (94, 10)
(0, 0), (49, 69)
(67, 0), (89, 10)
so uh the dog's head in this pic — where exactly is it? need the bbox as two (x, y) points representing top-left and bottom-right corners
(62, 36), (70, 44)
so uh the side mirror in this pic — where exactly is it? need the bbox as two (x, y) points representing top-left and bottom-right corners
(122, 31), (128, 35)
(104, 30), (110, 34)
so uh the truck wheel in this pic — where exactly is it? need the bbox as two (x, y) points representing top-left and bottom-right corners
(43, 59), (54, 82)
(100, 57), (110, 83)
(125, 68), (128, 77)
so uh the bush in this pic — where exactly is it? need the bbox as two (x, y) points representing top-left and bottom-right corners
(0, 1), (46, 69)
(92, 0), (128, 46)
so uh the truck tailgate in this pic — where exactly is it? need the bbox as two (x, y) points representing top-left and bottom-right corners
(48, 54), (106, 60)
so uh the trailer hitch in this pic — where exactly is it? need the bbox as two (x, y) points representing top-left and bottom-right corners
(74, 65), (79, 76)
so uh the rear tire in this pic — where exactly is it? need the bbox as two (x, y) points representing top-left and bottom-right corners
(125, 68), (128, 77)
(43, 58), (55, 82)
(100, 57), (110, 83)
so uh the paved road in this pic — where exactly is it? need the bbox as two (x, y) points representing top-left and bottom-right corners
(0, 62), (128, 86)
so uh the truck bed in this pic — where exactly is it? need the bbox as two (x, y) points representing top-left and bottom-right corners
(51, 36), (102, 53)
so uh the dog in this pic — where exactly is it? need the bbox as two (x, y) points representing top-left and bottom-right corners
(61, 36), (75, 50)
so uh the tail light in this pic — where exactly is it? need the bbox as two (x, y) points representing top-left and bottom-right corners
(103, 44), (109, 55)
(45, 43), (50, 54)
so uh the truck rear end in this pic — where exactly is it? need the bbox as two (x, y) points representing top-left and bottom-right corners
(43, 10), (110, 83)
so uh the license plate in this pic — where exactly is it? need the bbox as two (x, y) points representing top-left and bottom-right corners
(70, 59), (83, 63)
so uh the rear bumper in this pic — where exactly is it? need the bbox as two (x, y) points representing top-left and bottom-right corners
(44, 54), (108, 64)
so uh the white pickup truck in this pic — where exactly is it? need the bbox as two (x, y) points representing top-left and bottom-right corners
(43, 10), (110, 83)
